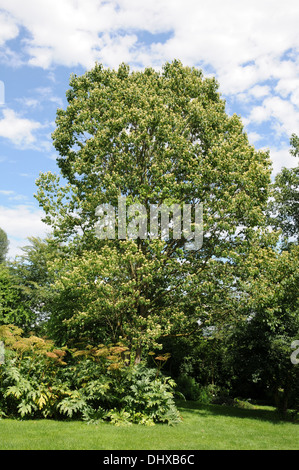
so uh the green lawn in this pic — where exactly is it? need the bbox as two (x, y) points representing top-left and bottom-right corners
(0, 402), (298, 450)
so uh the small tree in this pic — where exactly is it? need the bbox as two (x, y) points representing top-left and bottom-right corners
(229, 242), (299, 413)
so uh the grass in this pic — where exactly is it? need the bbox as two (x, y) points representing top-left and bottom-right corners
(0, 401), (298, 450)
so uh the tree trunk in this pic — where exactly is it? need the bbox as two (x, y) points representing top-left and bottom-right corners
(134, 346), (142, 365)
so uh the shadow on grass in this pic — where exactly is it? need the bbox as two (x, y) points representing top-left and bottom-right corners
(176, 400), (298, 425)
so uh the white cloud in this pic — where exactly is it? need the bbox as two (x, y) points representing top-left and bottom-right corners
(247, 132), (263, 145)
(1, 0), (299, 173)
(16, 88), (64, 112)
(0, 190), (15, 196)
(248, 105), (272, 125)
(0, 0), (295, 72)
(249, 85), (271, 99)
(0, 10), (19, 46)
(1, 1), (299, 95)
(269, 146), (298, 176)
(0, 0), (122, 69)
(0, 204), (48, 259)
(34, 87), (64, 108)
(249, 96), (299, 136)
(16, 98), (40, 109)
(0, 108), (44, 148)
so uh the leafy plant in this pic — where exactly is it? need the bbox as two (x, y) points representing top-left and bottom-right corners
(122, 365), (182, 425)
(176, 375), (201, 401)
(0, 325), (181, 425)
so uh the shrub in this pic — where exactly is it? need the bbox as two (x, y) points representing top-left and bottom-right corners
(121, 365), (182, 425)
(176, 375), (201, 401)
(0, 325), (181, 426)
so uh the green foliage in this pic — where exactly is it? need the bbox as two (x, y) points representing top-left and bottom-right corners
(176, 376), (221, 404)
(35, 60), (272, 359)
(0, 266), (35, 329)
(121, 365), (181, 425)
(233, 398), (257, 410)
(268, 134), (299, 243)
(1, 62), (297, 422)
(11, 237), (58, 331)
(0, 325), (180, 425)
(176, 375), (201, 401)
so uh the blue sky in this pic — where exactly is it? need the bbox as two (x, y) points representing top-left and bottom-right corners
(0, 0), (298, 258)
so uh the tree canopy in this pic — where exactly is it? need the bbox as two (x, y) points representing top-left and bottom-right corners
(35, 60), (272, 361)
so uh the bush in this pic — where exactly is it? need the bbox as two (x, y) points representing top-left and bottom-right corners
(120, 365), (182, 425)
(176, 375), (224, 404)
(0, 325), (181, 426)
(176, 375), (201, 401)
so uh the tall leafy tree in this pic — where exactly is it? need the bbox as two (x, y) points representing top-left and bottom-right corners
(35, 61), (272, 359)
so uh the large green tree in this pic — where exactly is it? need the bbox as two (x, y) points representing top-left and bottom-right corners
(35, 61), (271, 360)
